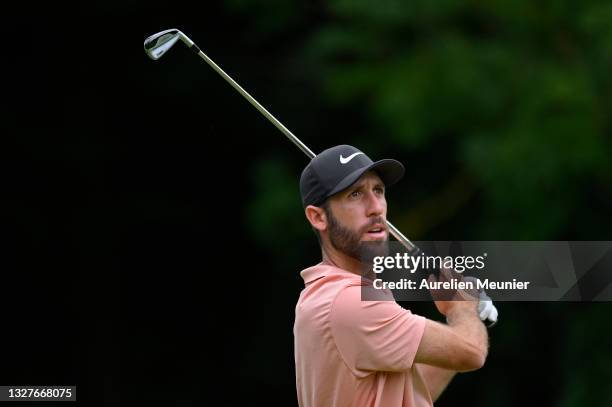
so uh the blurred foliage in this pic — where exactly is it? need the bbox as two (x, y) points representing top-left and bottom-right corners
(245, 157), (316, 273)
(225, 1), (612, 405)
(559, 304), (612, 406)
(228, 0), (611, 242)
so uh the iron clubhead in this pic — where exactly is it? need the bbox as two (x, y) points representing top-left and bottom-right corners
(144, 29), (181, 60)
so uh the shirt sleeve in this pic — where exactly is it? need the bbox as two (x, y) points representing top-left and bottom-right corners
(330, 285), (426, 376)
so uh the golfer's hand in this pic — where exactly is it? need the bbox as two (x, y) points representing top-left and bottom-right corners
(429, 267), (479, 317)
(463, 276), (499, 327)
(477, 288), (498, 327)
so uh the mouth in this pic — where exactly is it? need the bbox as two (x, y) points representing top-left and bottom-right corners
(364, 225), (387, 240)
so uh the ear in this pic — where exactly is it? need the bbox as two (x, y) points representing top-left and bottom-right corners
(305, 205), (327, 232)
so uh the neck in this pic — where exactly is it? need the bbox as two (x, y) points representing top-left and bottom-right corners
(321, 242), (364, 276)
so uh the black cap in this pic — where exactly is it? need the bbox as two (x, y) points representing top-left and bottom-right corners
(299, 145), (405, 207)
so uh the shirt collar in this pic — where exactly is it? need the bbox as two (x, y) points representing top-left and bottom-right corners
(300, 261), (362, 284)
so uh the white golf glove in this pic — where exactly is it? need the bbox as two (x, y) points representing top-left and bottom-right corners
(477, 289), (498, 327)
(462, 276), (498, 327)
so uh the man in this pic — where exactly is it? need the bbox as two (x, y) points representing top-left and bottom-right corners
(294, 145), (488, 406)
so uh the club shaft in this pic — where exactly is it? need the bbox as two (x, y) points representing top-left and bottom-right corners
(184, 36), (419, 254)
(191, 49), (316, 158)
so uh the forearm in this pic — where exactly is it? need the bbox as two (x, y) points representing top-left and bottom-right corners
(416, 310), (486, 400)
(417, 364), (456, 402)
(446, 307), (489, 360)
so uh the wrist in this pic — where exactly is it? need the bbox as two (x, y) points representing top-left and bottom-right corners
(445, 304), (478, 325)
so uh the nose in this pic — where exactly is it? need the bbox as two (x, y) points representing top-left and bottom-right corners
(366, 190), (385, 217)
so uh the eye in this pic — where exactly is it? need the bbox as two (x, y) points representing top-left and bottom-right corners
(374, 186), (385, 195)
(349, 190), (362, 198)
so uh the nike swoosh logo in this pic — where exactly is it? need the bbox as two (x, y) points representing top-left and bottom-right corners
(339, 152), (364, 164)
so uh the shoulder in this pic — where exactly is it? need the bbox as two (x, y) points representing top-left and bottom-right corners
(330, 285), (420, 328)
(328, 286), (428, 373)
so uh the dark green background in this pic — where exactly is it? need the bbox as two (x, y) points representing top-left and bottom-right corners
(2, 0), (611, 405)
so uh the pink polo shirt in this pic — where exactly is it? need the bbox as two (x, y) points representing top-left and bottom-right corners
(294, 263), (432, 407)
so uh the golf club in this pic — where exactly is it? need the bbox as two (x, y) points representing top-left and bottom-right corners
(144, 29), (419, 252)
(143, 28), (498, 326)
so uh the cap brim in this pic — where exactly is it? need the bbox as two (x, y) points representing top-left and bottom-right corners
(325, 159), (405, 200)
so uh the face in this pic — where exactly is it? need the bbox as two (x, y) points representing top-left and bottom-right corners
(323, 171), (389, 260)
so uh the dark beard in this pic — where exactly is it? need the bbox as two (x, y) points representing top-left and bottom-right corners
(325, 207), (389, 265)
